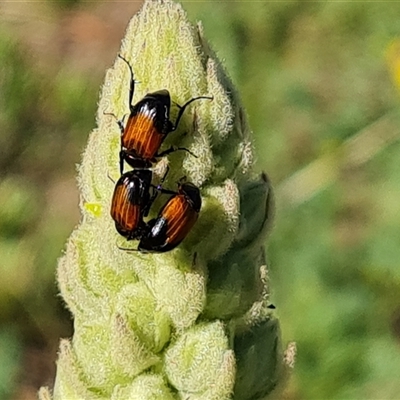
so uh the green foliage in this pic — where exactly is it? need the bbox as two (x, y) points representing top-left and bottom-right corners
(181, 2), (400, 399)
(0, 16), (97, 398)
(0, 328), (22, 399)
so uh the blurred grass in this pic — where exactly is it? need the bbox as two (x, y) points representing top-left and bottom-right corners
(1, 1), (400, 399)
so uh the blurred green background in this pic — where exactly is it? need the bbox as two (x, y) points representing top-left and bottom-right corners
(1, 1), (400, 399)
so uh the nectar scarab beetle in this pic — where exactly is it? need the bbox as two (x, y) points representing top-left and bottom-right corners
(138, 180), (202, 253)
(110, 168), (174, 241)
(116, 54), (213, 174)
(110, 169), (153, 240)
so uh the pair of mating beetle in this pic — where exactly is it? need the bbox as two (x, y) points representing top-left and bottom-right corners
(109, 55), (212, 253)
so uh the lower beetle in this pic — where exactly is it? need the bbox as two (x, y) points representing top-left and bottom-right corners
(138, 180), (202, 253)
(110, 167), (174, 241)
(110, 169), (153, 240)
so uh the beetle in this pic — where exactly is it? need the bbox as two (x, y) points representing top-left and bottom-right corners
(137, 180), (202, 253)
(110, 166), (175, 241)
(116, 54), (212, 174)
(110, 169), (154, 240)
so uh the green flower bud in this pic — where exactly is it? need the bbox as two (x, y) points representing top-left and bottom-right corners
(204, 247), (264, 320)
(40, 1), (288, 399)
(164, 321), (235, 400)
(233, 319), (281, 400)
(234, 172), (275, 250)
(111, 375), (175, 400)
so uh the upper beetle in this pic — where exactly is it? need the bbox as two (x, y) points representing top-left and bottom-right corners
(115, 55), (212, 174)
(138, 180), (202, 253)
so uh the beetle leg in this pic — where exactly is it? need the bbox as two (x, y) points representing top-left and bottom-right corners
(107, 172), (116, 184)
(157, 146), (197, 159)
(104, 112), (125, 135)
(143, 166), (171, 217)
(117, 244), (139, 252)
(171, 95), (213, 132)
(119, 150), (125, 175)
(118, 54), (136, 112)
(178, 176), (187, 185)
(142, 188), (158, 217)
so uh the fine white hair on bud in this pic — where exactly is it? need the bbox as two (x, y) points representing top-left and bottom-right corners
(40, 1), (287, 399)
